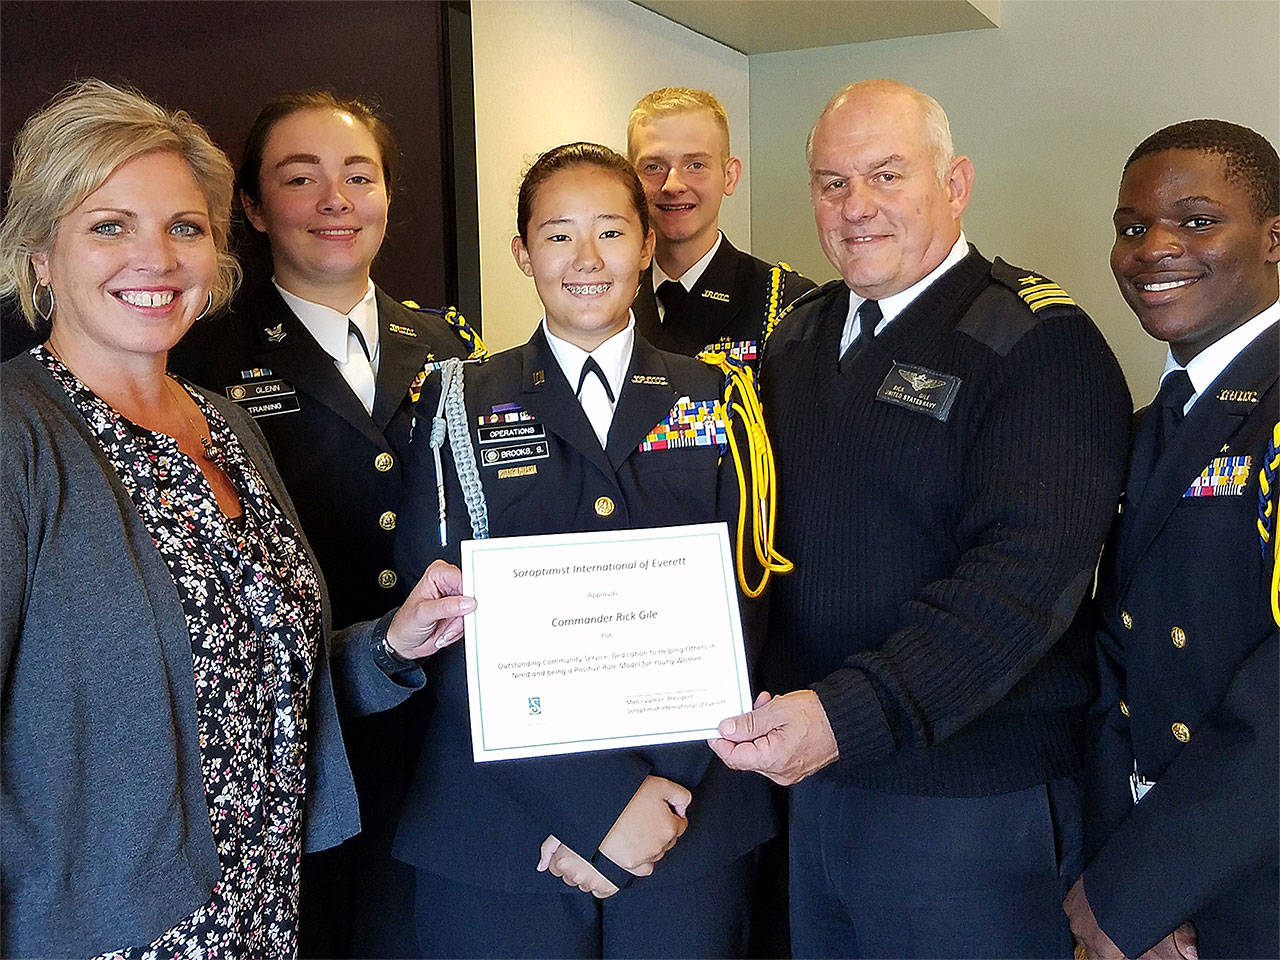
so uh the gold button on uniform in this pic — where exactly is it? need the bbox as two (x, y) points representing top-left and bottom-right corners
(594, 496), (615, 517)
(1121, 610), (1133, 630)
(378, 569), (398, 589)
(379, 510), (397, 531)
(1171, 722), (1190, 743)
(1170, 626), (1187, 648)
(1119, 700), (1129, 717)
(374, 452), (394, 472)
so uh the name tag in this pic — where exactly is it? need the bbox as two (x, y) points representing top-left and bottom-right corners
(226, 378), (293, 402)
(227, 378), (300, 418)
(875, 363), (962, 422)
(481, 440), (549, 467)
(479, 423), (546, 444)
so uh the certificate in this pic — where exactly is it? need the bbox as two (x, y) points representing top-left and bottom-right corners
(460, 523), (751, 762)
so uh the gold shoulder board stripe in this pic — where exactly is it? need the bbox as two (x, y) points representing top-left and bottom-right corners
(1018, 283), (1076, 312)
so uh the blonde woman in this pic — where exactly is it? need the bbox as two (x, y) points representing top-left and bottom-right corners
(0, 80), (471, 958)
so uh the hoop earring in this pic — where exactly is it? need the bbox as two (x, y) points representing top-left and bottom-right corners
(32, 282), (54, 323)
(195, 291), (213, 322)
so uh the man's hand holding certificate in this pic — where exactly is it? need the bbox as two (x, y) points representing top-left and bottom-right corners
(460, 523), (752, 762)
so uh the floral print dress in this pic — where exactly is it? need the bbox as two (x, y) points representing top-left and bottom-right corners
(37, 348), (326, 959)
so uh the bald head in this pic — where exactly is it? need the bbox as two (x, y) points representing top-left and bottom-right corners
(806, 79), (973, 299)
(807, 80), (955, 184)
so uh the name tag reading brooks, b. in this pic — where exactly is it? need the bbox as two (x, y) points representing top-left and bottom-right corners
(876, 362), (962, 422)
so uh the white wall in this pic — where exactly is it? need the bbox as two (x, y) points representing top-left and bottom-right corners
(470, 0), (750, 351)
(749, 0), (1280, 398)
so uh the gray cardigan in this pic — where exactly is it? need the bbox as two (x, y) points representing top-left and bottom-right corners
(1, 353), (423, 957)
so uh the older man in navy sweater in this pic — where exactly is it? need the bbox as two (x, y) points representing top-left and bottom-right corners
(711, 79), (1131, 957)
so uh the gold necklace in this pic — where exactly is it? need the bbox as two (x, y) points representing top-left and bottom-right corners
(165, 375), (222, 461)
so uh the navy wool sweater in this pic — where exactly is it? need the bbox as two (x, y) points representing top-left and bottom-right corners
(760, 247), (1131, 796)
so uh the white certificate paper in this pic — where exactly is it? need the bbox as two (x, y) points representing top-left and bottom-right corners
(460, 523), (751, 762)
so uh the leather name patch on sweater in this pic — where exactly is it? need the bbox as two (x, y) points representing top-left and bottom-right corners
(875, 363), (962, 422)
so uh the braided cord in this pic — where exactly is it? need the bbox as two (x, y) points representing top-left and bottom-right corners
(444, 305), (489, 360)
(429, 359), (490, 544)
(1258, 421), (1280, 625)
(762, 265), (783, 344)
(697, 350), (794, 597)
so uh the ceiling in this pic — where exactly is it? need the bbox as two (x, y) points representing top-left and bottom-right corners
(631, 0), (1000, 54)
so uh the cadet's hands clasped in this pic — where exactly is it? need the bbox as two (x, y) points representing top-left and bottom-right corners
(536, 774), (692, 898)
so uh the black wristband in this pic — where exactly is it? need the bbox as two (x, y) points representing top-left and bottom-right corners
(372, 611), (416, 673)
(587, 850), (637, 891)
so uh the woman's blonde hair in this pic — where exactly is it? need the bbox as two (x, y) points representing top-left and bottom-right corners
(0, 79), (240, 328)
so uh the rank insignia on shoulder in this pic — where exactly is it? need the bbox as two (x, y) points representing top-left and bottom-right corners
(1184, 455), (1251, 497)
(388, 321), (418, 339)
(639, 398), (726, 452)
(631, 374), (670, 386)
(479, 402), (536, 425)
(263, 323), (287, 343)
(876, 362), (962, 422)
(1014, 277), (1075, 312)
(990, 258), (1077, 313)
(701, 289), (731, 303)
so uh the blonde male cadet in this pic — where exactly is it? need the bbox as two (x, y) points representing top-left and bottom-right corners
(627, 87), (813, 368)
(710, 79), (1132, 958)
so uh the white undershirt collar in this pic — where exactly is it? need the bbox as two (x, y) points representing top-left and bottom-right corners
(1158, 298), (1279, 413)
(840, 232), (969, 355)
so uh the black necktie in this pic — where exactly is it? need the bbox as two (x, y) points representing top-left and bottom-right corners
(575, 356), (615, 403)
(1126, 368), (1196, 502)
(657, 280), (687, 319)
(857, 299), (882, 345)
(1154, 369), (1195, 462)
(348, 319), (372, 361)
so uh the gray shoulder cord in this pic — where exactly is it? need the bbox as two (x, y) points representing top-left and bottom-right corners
(429, 358), (490, 545)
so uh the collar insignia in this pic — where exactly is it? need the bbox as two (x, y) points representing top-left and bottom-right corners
(701, 289), (731, 302)
(389, 321), (418, 338)
(631, 374), (669, 386)
(263, 323), (286, 343)
(1217, 388), (1259, 404)
(532, 369), (546, 387)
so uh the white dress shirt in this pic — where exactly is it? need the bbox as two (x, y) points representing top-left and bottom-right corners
(543, 315), (636, 448)
(276, 279), (380, 415)
(838, 232), (970, 356)
(1156, 299), (1279, 414)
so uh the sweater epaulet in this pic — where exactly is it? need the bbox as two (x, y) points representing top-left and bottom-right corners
(959, 258), (1083, 357)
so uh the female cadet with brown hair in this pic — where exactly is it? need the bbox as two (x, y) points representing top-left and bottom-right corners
(390, 142), (784, 958)
(0, 80), (471, 958)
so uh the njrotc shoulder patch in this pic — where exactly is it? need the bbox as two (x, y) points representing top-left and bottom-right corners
(639, 398), (727, 452)
(1184, 455), (1251, 497)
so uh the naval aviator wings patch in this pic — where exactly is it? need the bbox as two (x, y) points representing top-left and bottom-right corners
(875, 362), (962, 422)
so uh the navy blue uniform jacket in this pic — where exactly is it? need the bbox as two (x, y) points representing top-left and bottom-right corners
(170, 282), (469, 628)
(633, 236), (813, 366)
(393, 327), (776, 894)
(1084, 325), (1279, 958)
